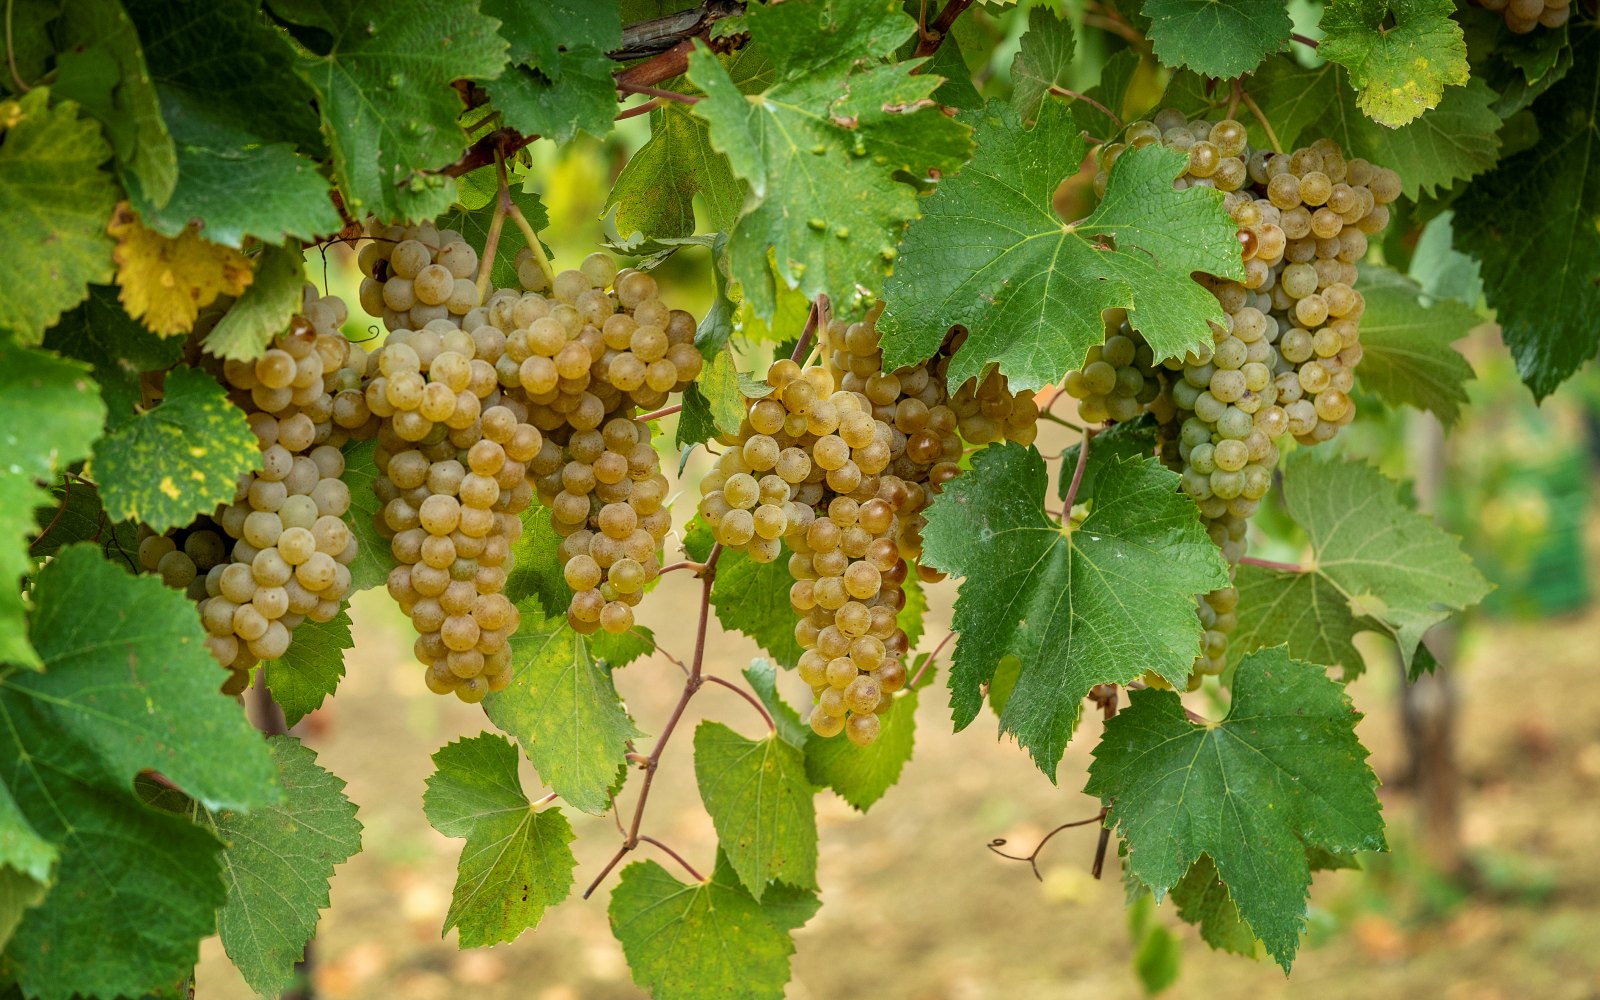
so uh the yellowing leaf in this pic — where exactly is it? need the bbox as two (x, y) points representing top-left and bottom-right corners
(108, 202), (252, 335)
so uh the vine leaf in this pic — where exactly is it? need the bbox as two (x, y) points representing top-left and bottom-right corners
(879, 100), (1244, 391)
(609, 856), (814, 1000)
(266, 609), (353, 727)
(693, 721), (817, 899)
(1318, 0), (1469, 127)
(1056, 416), (1159, 503)
(2, 544), (289, 998)
(50, 0), (177, 209)
(1010, 6), (1076, 119)
(42, 284), (184, 430)
(742, 660), (811, 751)
(0, 89), (118, 345)
(1144, 0), (1290, 79)
(108, 204), (253, 336)
(1354, 266), (1477, 426)
(1086, 647), (1386, 971)
(141, 736), (362, 998)
(684, 518), (804, 666)
(1172, 855), (1260, 957)
(205, 244), (309, 360)
(606, 101), (746, 245)
(1229, 453), (1491, 676)
(93, 366), (260, 535)
(423, 733), (577, 948)
(686, 0), (973, 318)
(484, 604), (643, 816)
(1455, 33), (1600, 399)
(271, 0), (508, 221)
(481, 0), (622, 146)
(338, 439), (396, 593)
(920, 444), (1230, 778)
(0, 343), (106, 669)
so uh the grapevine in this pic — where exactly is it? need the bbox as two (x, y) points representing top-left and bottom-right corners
(0, 0), (1573, 997)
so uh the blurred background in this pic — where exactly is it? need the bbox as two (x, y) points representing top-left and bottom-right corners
(197, 62), (1600, 1000)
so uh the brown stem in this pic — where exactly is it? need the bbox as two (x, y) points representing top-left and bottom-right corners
(1049, 86), (1122, 129)
(1238, 555), (1303, 573)
(908, 629), (954, 689)
(638, 835), (706, 881)
(616, 81), (700, 104)
(473, 154), (512, 302)
(441, 129), (539, 179)
(1060, 427), (1095, 514)
(1239, 89), (1283, 155)
(987, 808), (1109, 881)
(789, 295), (828, 365)
(583, 542), (724, 899)
(637, 403), (683, 422)
(1226, 78), (1243, 123)
(703, 674), (776, 733)
(614, 98), (663, 122)
(659, 560), (706, 575)
(1290, 32), (1319, 49)
(913, 0), (975, 57)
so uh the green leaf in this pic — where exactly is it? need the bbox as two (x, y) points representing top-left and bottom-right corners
(485, 0), (621, 65)
(921, 444), (1230, 778)
(879, 100), (1244, 391)
(1086, 647), (1385, 971)
(685, 519), (804, 666)
(1408, 210), (1483, 306)
(1222, 59), (1340, 153)
(145, 736), (362, 998)
(1057, 416), (1159, 503)
(1172, 854), (1260, 957)
(898, 570), (926, 649)
(700, 348), (745, 435)
(693, 721), (817, 898)
(0, 865), (50, 953)
(130, 125), (340, 248)
(1354, 265), (1476, 426)
(204, 243), (308, 360)
(52, 0), (177, 208)
(485, 606), (642, 815)
(11, 545), (278, 809)
(0, 89), (118, 344)
(42, 284), (184, 429)
(125, 0), (324, 151)
(487, 56), (617, 146)
(1318, 0), (1468, 126)
(424, 733), (577, 947)
(1455, 35), (1600, 399)
(0, 342), (105, 669)
(1134, 922), (1182, 993)
(1229, 563), (1363, 678)
(742, 660), (810, 750)
(609, 859), (805, 1000)
(1231, 453), (1490, 673)
(804, 676), (920, 811)
(686, 0), (973, 318)
(273, 0), (508, 221)
(1010, 6), (1076, 119)
(607, 102), (745, 244)
(0, 784), (55, 884)
(1144, 0), (1290, 78)
(338, 438), (396, 593)
(266, 610), (352, 727)
(93, 365), (259, 535)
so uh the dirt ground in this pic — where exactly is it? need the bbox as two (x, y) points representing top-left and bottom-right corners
(194, 451), (1600, 1000)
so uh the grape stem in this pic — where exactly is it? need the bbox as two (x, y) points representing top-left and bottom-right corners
(637, 403), (683, 422)
(1039, 410), (1085, 433)
(1290, 32), (1320, 49)
(1060, 427), (1096, 515)
(614, 98), (662, 122)
(473, 153), (513, 302)
(907, 629), (955, 689)
(1239, 555), (1304, 573)
(1239, 88), (1284, 155)
(789, 295), (829, 365)
(986, 807), (1109, 882)
(583, 542), (725, 900)
(1048, 85), (1122, 130)
(1088, 683), (1119, 879)
(703, 674), (777, 733)
(532, 791), (559, 809)
(616, 81), (700, 105)
(6, 0), (30, 92)
(638, 835), (706, 882)
(914, 0), (975, 58)
(506, 198), (557, 293)
(660, 560), (706, 575)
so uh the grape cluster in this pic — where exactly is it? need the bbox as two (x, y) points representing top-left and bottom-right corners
(1478, 0), (1569, 31)
(515, 256), (699, 637)
(358, 221), (483, 332)
(367, 321), (537, 702)
(194, 289), (363, 692)
(701, 311), (1038, 745)
(1077, 111), (1396, 686)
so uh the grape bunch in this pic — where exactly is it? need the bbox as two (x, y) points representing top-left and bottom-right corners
(700, 310), (1039, 745)
(193, 293), (363, 692)
(1477, 0), (1569, 31)
(357, 221), (484, 332)
(367, 321), (538, 702)
(517, 256), (698, 638)
(1075, 110), (1396, 686)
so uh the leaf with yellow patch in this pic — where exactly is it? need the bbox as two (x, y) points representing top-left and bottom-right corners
(93, 366), (259, 533)
(108, 202), (253, 336)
